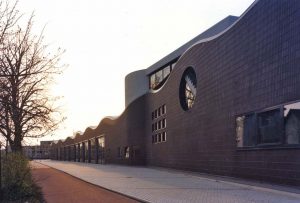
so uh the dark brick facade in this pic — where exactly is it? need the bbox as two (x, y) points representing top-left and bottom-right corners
(51, 0), (300, 186)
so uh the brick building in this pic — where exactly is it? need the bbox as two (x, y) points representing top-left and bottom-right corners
(50, 0), (300, 186)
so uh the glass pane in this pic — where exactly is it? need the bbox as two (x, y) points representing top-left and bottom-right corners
(90, 139), (96, 162)
(244, 114), (258, 146)
(77, 144), (80, 161)
(117, 147), (121, 158)
(80, 143), (85, 162)
(155, 70), (163, 84)
(258, 109), (281, 144)
(73, 145), (76, 161)
(125, 147), (130, 159)
(171, 62), (176, 70)
(236, 116), (244, 147)
(85, 141), (89, 162)
(163, 66), (171, 78)
(284, 102), (300, 144)
(150, 74), (155, 89)
(162, 105), (166, 114)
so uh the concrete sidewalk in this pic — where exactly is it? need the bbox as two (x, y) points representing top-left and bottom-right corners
(37, 160), (300, 203)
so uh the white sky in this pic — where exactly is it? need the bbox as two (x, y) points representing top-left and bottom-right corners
(17, 0), (255, 145)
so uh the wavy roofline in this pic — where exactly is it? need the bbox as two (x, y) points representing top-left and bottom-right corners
(179, 0), (259, 59)
(53, 0), (259, 146)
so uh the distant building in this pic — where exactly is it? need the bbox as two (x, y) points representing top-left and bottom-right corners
(23, 141), (53, 159)
(50, 0), (300, 186)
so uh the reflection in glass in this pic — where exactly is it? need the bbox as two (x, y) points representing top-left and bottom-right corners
(149, 64), (174, 90)
(125, 147), (130, 159)
(155, 70), (163, 85)
(258, 109), (281, 144)
(163, 66), (171, 78)
(185, 77), (196, 109)
(98, 136), (105, 164)
(150, 74), (155, 89)
(180, 67), (197, 111)
(85, 141), (89, 162)
(284, 102), (300, 144)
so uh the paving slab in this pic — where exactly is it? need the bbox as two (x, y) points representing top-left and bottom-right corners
(37, 160), (300, 203)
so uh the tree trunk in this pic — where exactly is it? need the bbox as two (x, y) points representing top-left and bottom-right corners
(9, 139), (22, 152)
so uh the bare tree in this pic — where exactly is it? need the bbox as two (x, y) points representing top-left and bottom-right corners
(0, 4), (65, 152)
(0, 0), (19, 44)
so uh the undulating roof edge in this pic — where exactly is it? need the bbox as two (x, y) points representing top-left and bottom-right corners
(145, 15), (239, 75)
(54, 0), (259, 145)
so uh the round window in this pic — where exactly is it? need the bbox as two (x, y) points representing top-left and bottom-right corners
(179, 67), (197, 111)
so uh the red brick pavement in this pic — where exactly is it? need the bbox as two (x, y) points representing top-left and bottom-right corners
(31, 163), (140, 203)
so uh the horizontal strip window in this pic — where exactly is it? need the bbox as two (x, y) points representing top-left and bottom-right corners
(149, 61), (176, 90)
(236, 101), (300, 148)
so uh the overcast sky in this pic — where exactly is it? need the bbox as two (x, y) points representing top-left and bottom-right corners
(17, 0), (255, 144)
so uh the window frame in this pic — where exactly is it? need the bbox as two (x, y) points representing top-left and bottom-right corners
(236, 101), (300, 150)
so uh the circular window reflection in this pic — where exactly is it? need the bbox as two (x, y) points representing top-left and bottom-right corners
(179, 67), (197, 111)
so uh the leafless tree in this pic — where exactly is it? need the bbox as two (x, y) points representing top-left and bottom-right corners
(0, 1), (65, 152)
(0, 1), (19, 44)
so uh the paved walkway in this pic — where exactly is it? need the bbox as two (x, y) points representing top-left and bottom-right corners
(37, 160), (300, 203)
(31, 162), (139, 203)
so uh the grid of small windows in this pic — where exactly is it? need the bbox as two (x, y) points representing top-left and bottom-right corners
(152, 104), (167, 144)
(152, 132), (167, 144)
(152, 104), (166, 120)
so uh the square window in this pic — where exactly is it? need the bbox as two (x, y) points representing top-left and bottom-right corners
(158, 120), (161, 129)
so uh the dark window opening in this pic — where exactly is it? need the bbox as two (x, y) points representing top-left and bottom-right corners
(117, 147), (121, 158)
(258, 109), (282, 144)
(237, 101), (300, 148)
